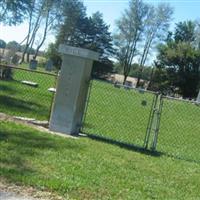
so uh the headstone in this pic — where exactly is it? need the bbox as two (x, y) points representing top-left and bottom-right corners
(49, 45), (99, 135)
(197, 89), (200, 103)
(45, 59), (53, 71)
(11, 54), (20, 65)
(21, 80), (38, 87)
(29, 59), (38, 70)
(4, 52), (12, 64)
(48, 88), (56, 93)
(114, 81), (121, 88)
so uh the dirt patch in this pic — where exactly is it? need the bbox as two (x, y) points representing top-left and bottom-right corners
(0, 112), (77, 139)
(0, 178), (64, 200)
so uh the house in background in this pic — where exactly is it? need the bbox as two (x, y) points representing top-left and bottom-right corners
(108, 74), (149, 89)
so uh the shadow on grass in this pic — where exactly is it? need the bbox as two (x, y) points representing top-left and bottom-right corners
(0, 95), (50, 119)
(0, 84), (17, 94)
(82, 132), (200, 164)
(0, 126), (82, 182)
(159, 151), (200, 164)
(81, 132), (162, 157)
(0, 95), (43, 110)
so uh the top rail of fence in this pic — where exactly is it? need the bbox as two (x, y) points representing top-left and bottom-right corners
(92, 78), (159, 95)
(0, 64), (58, 77)
(162, 95), (200, 105)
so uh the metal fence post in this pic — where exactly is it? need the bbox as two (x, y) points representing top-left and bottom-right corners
(150, 94), (163, 151)
(143, 93), (159, 149)
(80, 78), (93, 132)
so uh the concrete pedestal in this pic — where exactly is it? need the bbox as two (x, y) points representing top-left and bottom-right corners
(49, 45), (99, 135)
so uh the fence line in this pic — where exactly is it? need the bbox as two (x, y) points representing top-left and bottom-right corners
(82, 78), (200, 162)
(0, 64), (57, 121)
(1, 65), (199, 162)
(0, 64), (57, 77)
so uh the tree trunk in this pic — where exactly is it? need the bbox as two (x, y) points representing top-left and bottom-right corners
(147, 67), (154, 90)
(123, 74), (128, 85)
(33, 10), (50, 59)
(136, 68), (143, 88)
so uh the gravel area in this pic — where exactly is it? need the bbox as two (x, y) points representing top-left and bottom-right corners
(0, 179), (64, 200)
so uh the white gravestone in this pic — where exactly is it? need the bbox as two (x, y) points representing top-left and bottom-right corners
(197, 89), (200, 103)
(49, 45), (99, 135)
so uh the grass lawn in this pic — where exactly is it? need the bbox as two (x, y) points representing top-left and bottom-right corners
(0, 67), (56, 120)
(158, 98), (200, 162)
(0, 121), (200, 199)
(83, 80), (200, 162)
(82, 80), (156, 147)
(1, 72), (200, 162)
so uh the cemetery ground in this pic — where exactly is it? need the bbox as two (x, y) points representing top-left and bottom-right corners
(0, 68), (200, 161)
(0, 67), (200, 199)
(0, 67), (56, 120)
(0, 120), (200, 199)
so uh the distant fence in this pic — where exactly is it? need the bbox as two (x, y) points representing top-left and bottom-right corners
(0, 64), (57, 121)
(157, 96), (200, 162)
(82, 79), (200, 162)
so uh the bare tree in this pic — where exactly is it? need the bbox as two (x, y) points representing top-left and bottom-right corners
(33, 0), (62, 59)
(114, 0), (149, 84)
(20, 0), (62, 63)
(20, 0), (43, 63)
(136, 3), (173, 87)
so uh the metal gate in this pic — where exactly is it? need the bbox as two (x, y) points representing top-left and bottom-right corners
(81, 79), (161, 149)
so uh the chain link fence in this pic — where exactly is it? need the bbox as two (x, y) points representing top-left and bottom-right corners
(0, 64), (57, 121)
(1, 64), (199, 162)
(82, 78), (200, 162)
(157, 96), (200, 162)
(82, 79), (157, 147)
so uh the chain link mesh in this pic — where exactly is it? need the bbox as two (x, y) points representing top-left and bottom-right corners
(157, 97), (200, 162)
(0, 64), (57, 121)
(1, 64), (200, 162)
(82, 79), (156, 147)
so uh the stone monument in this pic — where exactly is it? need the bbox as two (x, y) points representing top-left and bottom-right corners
(29, 59), (38, 70)
(45, 59), (53, 71)
(49, 45), (99, 135)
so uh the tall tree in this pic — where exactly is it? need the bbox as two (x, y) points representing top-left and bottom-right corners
(33, 0), (63, 59)
(47, 0), (86, 68)
(0, 39), (6, 58)
(136, 3), (173, 87)
(114, 0), (149, 84)
(6, 41), (21, 51)
(20, 0), (62, 63)
(0, 39), (6, 49)
(20, 0), (43, 63)
(55, 1), (114, 76)
(174, 21), (195, 43)
(156, 21), (200, 98)
(87, 12), (114, 61)
(0, 0), (31, 25)
(56, 0), (87, 46)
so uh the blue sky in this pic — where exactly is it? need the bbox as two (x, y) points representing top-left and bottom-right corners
(0, 0), (199, 49)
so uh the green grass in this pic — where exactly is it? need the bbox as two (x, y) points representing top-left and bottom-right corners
(0, 121), (200, 199)
(83, 80), (200, 162)
(83, 80), (155, 147)
(1, 73), (200, 162)
(158, 98), (200, 161)
(0, 68), (56, 120)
